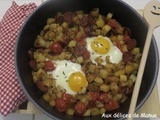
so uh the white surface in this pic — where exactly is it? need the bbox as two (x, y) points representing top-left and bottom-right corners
(0, 0), (160, 120)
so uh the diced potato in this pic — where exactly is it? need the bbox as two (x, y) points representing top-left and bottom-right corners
(117, 35), (123, 41)
(131, 48), (140, 55)
(68, 40), (77, 47)
(50, 23), (58, 31)
(120, 74), (127, 82)
(43, 24), (50, 31)
(127, 79), (134, 88)
(91, 108), (100, 116)
(124, 63), (135, 74)
(49, 100), (55, 107)
(99, 69), (108, 79)
(114, 70), (124, 77)
(119, 81), (128, 87)
(110, 83), (119, 93)
(66, 109), (74, 115)
(76, 56), (84, 64)
(83, 109), (91, 116)
(100, 84), (110, 92)
(102, 25), (111, 35)
(99, 108), (106, 114)
(94, 76), (103, 85)
(87, 74), (96, 83)
(47, 18), (55, 24)
(91, 8), (99, 17)
(96, 101), (104, 108)
(96, 15), (105, 28)
(42, 79), (52, 87)
(106, 13), (113, 20)
(62, 22), (68, 29)
(88, 64), (96, 73)
(37, 62), (45, 69)
(35, 53), (46, 63)
(129, 74), (137, 83)
(36, 68), (46, 78)
(43, 93), (50, 102)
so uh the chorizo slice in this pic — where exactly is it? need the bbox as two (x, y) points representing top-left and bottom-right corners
(122, 52), (133, 63)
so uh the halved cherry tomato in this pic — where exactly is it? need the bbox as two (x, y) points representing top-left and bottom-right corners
(55, 98), (68, 112)
(104, 99), (119, 111)
(74, 102), (86, 116)
(50, 42), (63, 54)
(44, 60), (55, 71)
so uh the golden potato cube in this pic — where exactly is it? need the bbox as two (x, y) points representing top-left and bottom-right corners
(120, 74), (127, 82)
(114, 70), (124, 77)
(100, 84), (110, 92)
(102, 25), (111, 35)
(94, 76), (103, 85)
(43, 93), (50, 102)
(36, 68), (46, 78)
(66, 109), (74, 115)
(91, 108), (100, 116)
(124, 63), (135, 74)
(83, 109), (91, 116)
(96, 15), (105, 28)
(68, 40), (76, 47)
(99, 69), (108, 79)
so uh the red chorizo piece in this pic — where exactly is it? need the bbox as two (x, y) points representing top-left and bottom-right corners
(88, 15), (96, 25)
(74, 102), (86, 116)
(80, 15), (88, 26)
(75, 42), (87, 56)
(87, 100), (96, 109)
(64, 11), (75, 26)
(28, 48), (34, 60)
(123, 35), (131, 43)
(29, 60), (37, 72)
(55, 15), (64, 25)
(108, 19), (119, 29)
(83, 26), (93, 36)
(127, 39), (137, 50)
(36, 81), (48, 93)
(122, 52), (133, 63)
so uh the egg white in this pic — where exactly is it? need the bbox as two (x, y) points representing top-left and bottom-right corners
(47, 60), (86, 95)
(86, 36), (123, 65)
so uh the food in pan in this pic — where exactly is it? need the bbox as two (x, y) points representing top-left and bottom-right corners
(28, 8), (141, 116)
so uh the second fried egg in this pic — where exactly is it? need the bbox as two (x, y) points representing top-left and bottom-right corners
(48, 60), (88, 95)
(86, 36), (123, 65)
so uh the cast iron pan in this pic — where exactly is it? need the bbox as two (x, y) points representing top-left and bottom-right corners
(15, 0), (159, 119)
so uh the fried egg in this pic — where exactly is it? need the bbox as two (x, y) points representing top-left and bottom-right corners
(48, 60), (88, 95)
(86, 36), (123, 65)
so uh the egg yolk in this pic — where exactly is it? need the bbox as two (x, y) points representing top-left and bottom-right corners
(91, 37), (110, 54)
(68, 72), (88, 93)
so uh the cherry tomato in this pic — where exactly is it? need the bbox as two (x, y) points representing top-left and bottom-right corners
(74, 102), (86, 116)
(55, 98), (68, 112)
(98, 93), (109, 103)
(61, 92), (72, 103)
(50, 42), (63, 54)
(104, 99), (119, 111)
(44, 60), (55, 71)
